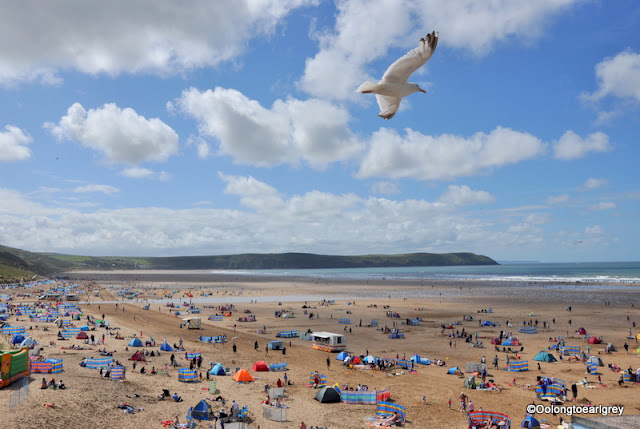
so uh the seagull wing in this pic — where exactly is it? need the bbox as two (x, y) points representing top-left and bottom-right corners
(381, 31), (438, 83)
(376, 94), (402, 120)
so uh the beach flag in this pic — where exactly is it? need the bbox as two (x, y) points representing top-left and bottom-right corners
(376, 401), (406, 418)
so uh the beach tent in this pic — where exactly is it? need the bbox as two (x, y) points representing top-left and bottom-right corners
(19, 337), (38, 348)
(11, 334), (25, 345)
(191, 399), (213, 420)
(315, 386), (341, 403)
(482, 321), (494, 326)
(160, 342), (173, 352)
(491, 337), (502, 345)
(251, 361), (269, 372)
(521, 415), (541, 429)
(502, 338), (520, 346)
(447, 367), (462, 376)
(76, 331), (89, 340)
(130, 351), (147, 362)
(606, 343), (617, 352)
(586, 355), (604, 366)
(232, 369), (254, 383)
(363, 355), (377, 364)
(533, 351), (557, 363)
(80, 325), (90, 331)
(587, 337), (601, 344)
(350, 356), (362, 365)
(577, 327), (587, 335)
(128, 338), (143, 347)
(209, 364), (226, 376)
(336, 352), (349, 360)
(463, 375), (476, 389)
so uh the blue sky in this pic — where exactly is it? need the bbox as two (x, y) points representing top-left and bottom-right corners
(0, 0), (639, 262)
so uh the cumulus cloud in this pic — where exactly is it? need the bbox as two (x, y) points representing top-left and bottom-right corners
(439, 185), (494, 206)
(585, 225), (602, 235)
(0, 125), (32, 161)
(357, 126), (545, 180)
(0, 0), (316, 85)
(582, 49), (640, 103)
(174, 87), (362, 168)
(299, 0), (580, 100)
(370, 181), (400, 196)
(589, 202), (615, 211)
(546, 194), (569, 205)
(579, 178), (608, 191)
(74, 184), (119, 195)
(552, 130), (611, 160)
(46, 103), (179, 164)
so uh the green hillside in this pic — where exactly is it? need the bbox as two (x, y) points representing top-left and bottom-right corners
(0, 244), (498, 282)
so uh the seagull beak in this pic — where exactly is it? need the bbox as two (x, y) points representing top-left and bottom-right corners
(419, 88), (426, 93)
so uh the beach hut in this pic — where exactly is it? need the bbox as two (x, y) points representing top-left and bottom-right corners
(232, 369), (254, 383)
(191, 399), (214, 421)
(251, 361), (269, 372)
(209, 364), (226, 376)
(315, 386), (341, 403)
(533, 351), (557, 363)
(160, 342), (173, 352)
(128, 338), (143, 347)
(311, 332), (346, 352)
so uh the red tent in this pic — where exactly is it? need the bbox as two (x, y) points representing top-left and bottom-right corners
(77, 331), (89, 340)
(130, 351), (147, 361)
(577, 327), (587, 335)
(251, 361), (269, 372)
(491, 337), (501, 345)
(587, 337), (601, 344)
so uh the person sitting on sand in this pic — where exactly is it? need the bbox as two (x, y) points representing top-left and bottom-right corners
(48, 378), (56, 388)
(56, 380), (66, 390)
(41, 378), (47, 389)
(172, 392), (183, 402)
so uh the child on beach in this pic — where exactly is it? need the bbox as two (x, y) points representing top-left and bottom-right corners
(448, 397), (452, 408)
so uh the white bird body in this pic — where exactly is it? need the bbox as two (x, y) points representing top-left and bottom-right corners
(357, 31), (439, 119)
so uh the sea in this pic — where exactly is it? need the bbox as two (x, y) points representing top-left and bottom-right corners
(208, 261), (640, 285)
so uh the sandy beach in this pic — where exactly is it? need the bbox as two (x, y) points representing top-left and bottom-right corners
(2, 271), (640, 429)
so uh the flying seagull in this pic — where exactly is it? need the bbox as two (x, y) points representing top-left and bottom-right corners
(356, 31), (439, 119)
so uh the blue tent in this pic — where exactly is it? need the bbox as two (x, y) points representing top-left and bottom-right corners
(128, 338), (143, 347)
(521, 415), (541, 429)
(20, 337), (38, 348)
(447, 366), (461, 375)
(209, 363), (226, 376)
(191, 399), (213, 420)
(336, 352), (349, 360)
(482, 321), (494, 326)
(80, 325), (90, 331)
(160, 341), (173, 351)
(12, 334), (25, 345)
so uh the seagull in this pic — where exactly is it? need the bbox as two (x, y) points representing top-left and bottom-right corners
(356, 31), (439, 119)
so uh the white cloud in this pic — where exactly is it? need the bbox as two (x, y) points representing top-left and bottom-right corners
(74, 184), (119, 195)
(370, 181), (400, 196)
(546, 194), (569, 205)
(582, 49), (640, 104)
(0, 125), (32, 161)
(46, 103), (179, 164)
(0, 1), (317, 85)
(120, 167), (170, 181)
(579, 177), (608, 191)
(358, 126), (545, 180)
(585, 225), (602, 235)
(552, 130), (611, 160)
(174, 87), (363, 168)
(439, 185), (494, 206)
(523, 213), (549, 225)
(299, 0), (580, 100)
(589, 202), (615, 211)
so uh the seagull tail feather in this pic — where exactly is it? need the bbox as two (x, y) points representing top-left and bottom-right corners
(356, 81), (379, 93)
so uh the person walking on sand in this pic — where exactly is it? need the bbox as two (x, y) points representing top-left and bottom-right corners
(265, 345), (269, 356)
(458, 392), (467, 413)
(327, 356), (331, 370)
